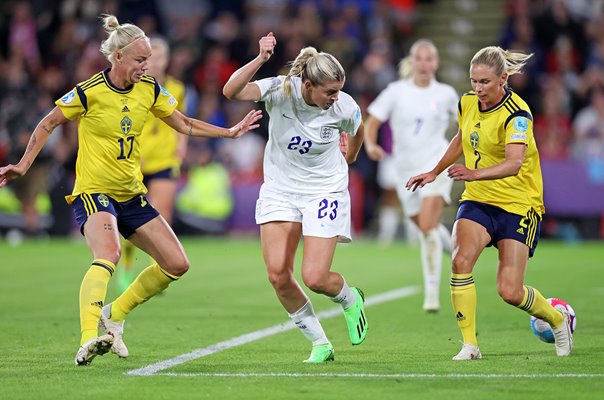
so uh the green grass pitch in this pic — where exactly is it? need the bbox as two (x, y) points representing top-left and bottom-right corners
(0, 237), (602, 399)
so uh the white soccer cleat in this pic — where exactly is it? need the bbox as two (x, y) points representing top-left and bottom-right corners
(452, 343), (482, 361)
(552, 310), (573, 356)
(74, 334), (113, 366)
(99, 304), (129, 358)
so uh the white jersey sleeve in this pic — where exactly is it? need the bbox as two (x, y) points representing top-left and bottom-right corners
(253, 75), (360, 194)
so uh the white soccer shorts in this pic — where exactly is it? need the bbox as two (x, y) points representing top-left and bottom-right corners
(255, 186), (352, 243)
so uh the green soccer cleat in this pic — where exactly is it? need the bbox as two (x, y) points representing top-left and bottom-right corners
(303, 343), (335, 364)
(343, 287), (368, 345)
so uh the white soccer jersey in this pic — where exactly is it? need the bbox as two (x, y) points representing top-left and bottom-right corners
(367, 78), (458, 178)
(255, 76), (362, 194)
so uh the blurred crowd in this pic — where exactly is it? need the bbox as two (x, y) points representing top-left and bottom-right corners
(0, 0), (602, 238)
(501, 0), (604, 163)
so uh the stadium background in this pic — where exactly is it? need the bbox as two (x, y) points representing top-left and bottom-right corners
(0, 0), (603, 242)
(1, 2), (603, 398)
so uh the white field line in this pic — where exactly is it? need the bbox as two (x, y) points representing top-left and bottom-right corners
(155, 372), (604, 379)
(126, 286), (420, 376)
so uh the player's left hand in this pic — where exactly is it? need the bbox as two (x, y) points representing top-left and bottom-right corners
(0, 164), (26, 188)
(447, 163), (477, 181)
(227, 109), (263, 139)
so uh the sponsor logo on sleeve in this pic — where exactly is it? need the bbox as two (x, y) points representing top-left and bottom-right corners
(61, 90), (76, 104)
(513, 116), (528, 132)
(510, 133), (527, 141)
(354, 107), (361, 124)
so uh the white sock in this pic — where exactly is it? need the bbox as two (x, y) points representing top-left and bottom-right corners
(377, 207), (399, 245)
(328, 280), (356, 309)
(288, 301), (329, 346)
(418, 228), (442, 306)
(438, 224), (452, 255)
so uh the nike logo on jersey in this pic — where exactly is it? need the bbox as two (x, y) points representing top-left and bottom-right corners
(282, 113), (294, 120)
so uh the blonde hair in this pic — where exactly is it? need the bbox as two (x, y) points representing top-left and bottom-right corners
(283, 47), (345, 96)
(470, 46), (532, 78)
(398, 39), (439, 79)
(99, 14), (149, 64)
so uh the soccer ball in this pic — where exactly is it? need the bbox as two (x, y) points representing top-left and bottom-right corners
(530, 298), (576, 343)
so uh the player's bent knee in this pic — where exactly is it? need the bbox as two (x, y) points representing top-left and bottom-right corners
(451, 253), (473, 274)
(301, 273), (328, 294)
(162, 256), (190, 277)
(98, 248), (121, 265)
(497, 283), (524, 306)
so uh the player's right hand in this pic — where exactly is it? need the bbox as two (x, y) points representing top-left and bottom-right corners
(405, 171), (436, 192)
(259, 32), (277, 62)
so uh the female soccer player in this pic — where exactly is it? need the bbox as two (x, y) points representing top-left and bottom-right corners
(0, 14), (261, 366)
(406, 46), (573, 360)
(223, 32), (367, 363)
(364, 39), (458, 312)
(119, 36), (188, 292)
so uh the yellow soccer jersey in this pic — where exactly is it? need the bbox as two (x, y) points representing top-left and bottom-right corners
(140, 76), (186, 175)
(457, 89), (544, 216)
(57, 69), (178, 203)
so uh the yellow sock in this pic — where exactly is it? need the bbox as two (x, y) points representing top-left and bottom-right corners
(517, 285), (564, 328)
(110, 263), (179, 322)
(122, 238), (135, 270)
(450, 273), (477, 346)
(79, 259), (115, 345)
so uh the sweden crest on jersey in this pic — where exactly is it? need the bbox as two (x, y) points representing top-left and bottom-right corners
(121, 115), (132, 134)
(470, 131), (479, 149)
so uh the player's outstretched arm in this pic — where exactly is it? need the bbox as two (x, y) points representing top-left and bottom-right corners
(406, 130), (463, 191)
(223, 32), (276, 101)
(0, 107), (67, 188)
(448, 142), (526, 182)
(161, 109), (262, 140)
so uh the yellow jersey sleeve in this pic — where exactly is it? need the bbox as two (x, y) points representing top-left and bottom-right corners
(505, 112), (533, 145)
(151, 83), (178, 119)
(56, 87), (86, 120)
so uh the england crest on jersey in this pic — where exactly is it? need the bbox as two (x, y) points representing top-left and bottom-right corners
(320, 126), (337, 142)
